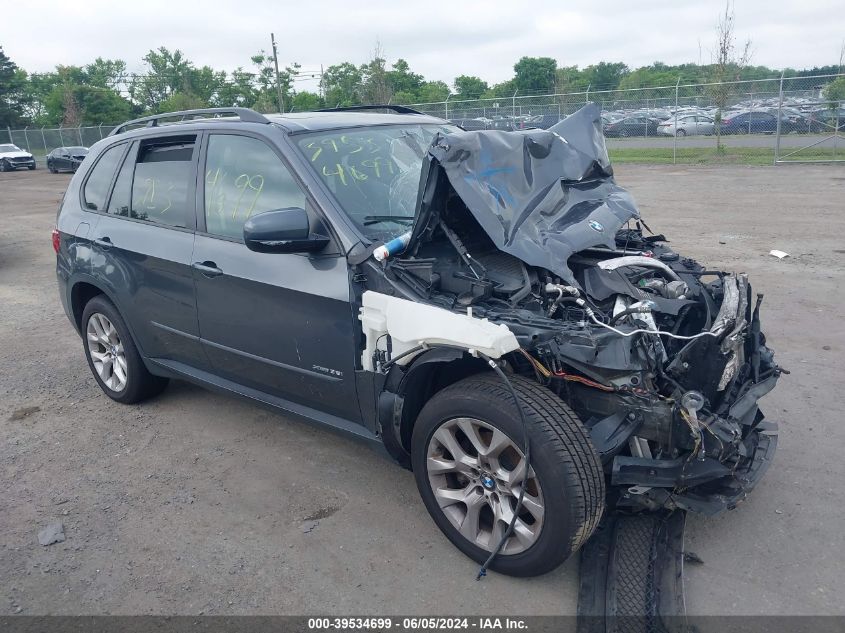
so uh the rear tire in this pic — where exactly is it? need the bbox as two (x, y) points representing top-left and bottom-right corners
(0, 159), (10, 172)
(411, 374), (604, 577)
(81, 295), (168, 404)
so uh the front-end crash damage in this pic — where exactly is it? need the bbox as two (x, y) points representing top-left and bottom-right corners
(360, 104), (785, 517)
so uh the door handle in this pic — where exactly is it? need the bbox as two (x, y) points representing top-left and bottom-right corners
(93, 236), (112, 249)
(192, 261), (223, 278)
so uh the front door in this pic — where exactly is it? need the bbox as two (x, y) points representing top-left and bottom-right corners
(192, 132), (362, 423)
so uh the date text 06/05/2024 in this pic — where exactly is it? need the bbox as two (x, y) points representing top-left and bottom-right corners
(307, 616), (529, 631)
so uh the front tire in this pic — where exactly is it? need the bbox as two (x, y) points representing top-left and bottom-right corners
(411, 374), (604, 577)
(81, 295), (168, 404)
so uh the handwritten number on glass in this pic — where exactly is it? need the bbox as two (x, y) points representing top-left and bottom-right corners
(232, 174), (265, 220)
(140, 178), (174, 214)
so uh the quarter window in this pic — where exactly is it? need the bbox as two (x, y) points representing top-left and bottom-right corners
(203, 134), (306, 240)
(108, 143), (135, 217)
(83, 144), (125, 211)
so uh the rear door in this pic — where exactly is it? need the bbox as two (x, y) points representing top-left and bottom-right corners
(89, 133), (206, 367)
(697, 116), (714, 134)
(191, 131), (362, 423)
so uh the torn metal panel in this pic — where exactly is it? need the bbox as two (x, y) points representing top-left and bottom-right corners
(412, 104), (639, 285)
(612, 455), (731, 488)
(589, 412), (643, 462)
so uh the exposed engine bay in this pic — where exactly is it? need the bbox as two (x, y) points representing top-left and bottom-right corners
(360, 104), (784, 516)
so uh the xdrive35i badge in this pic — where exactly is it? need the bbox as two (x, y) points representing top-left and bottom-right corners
(312, 365), (343, 378)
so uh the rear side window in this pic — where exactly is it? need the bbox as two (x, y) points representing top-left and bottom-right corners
(83, 144), (125, 211)
(129, 136), (196, 228)
(203, 134), (306, 240)
(108, 143), (135, 217)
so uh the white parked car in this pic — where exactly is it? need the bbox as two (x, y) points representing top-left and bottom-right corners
(0, 143), (36, 171)
(657, 115), (714, 137)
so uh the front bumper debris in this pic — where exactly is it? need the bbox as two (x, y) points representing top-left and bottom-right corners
(614, 423), (778, 515)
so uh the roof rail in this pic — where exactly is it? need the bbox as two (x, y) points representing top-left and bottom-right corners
(109, 107), (271, 136)
(316, 104), (426, 116)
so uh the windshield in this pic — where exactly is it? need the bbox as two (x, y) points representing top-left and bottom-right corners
(0, 144), (22, 152)
(296, 124), (457, 240)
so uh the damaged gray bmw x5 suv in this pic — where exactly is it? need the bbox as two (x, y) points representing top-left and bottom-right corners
(55, 104), (783, 577)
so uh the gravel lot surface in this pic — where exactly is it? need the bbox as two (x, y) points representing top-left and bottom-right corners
(1, 165), (843, 615)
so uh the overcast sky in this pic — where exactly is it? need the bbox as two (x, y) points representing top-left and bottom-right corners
(3, 0), (843, 92)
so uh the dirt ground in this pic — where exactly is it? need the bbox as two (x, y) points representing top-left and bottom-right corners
(1, 164), (843, 616)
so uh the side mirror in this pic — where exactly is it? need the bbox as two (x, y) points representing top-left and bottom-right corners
(243, 207), (330, 254)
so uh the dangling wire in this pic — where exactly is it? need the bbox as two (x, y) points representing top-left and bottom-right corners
(475, 352), (531, 581)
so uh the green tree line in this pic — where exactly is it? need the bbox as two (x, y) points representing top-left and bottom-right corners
(1, 43), (842, 128)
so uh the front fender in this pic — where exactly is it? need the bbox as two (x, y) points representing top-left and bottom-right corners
(378, 347), (485, 468)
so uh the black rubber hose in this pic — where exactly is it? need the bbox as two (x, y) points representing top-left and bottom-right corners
(609, 307), (647, 325)
(475, 352), (531, 581)
(381, 343), (426, 370)
(548, 295), (582, 317)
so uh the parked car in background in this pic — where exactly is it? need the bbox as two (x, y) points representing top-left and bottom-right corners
(771, 107), (812, 134)
(47, 146), (89, 173)
(450, 118), (490, 131)
(657, 114), (715, 136)
(0, 143), (36, 171)
(524, 113), (561, 129)
(807, 108), (845, 133)
(719, 111), (780, 135)
(489, 116), (518, 131)
(603, 116), (661, 137)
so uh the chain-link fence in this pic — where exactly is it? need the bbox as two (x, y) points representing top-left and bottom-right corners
(1, 124), (113, 165)
(405, 72), (845, 165)
(2, 73), (843, 166)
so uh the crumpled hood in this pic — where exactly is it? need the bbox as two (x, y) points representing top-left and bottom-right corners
(416, 104), (639, 284)
(0, 150), (33, 159)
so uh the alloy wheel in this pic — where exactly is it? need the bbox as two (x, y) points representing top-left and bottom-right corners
(86, 313), (128, 392)
(426, 417), (545, 555)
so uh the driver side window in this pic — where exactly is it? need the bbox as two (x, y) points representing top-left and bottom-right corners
(203, 134), (306, 240)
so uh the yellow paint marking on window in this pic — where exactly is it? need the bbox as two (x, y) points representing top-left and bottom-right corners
(322, 164), (347, 186)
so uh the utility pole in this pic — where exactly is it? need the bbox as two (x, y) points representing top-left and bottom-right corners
(271, 33), (285, 113)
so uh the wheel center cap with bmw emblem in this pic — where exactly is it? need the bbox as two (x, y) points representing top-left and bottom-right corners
(480, 474), (495, 490)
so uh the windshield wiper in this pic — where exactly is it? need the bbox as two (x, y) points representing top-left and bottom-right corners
(363, 215), (414, 226)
